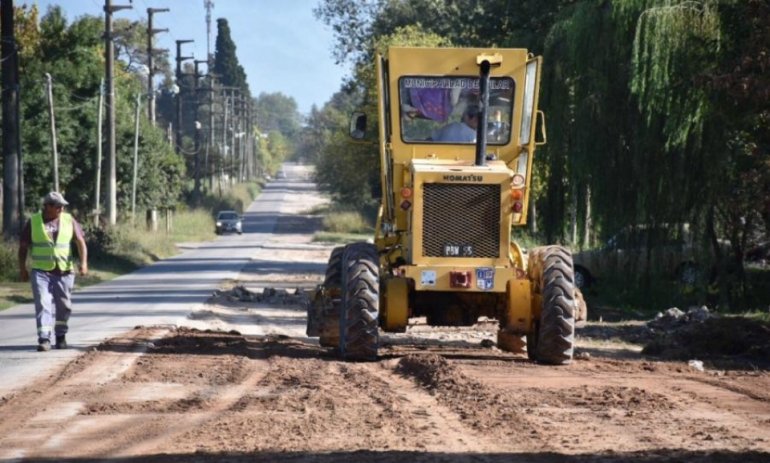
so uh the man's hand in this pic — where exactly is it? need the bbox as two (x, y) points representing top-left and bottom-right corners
(19, 267), (29, 282)
(79, 262), (89, 277)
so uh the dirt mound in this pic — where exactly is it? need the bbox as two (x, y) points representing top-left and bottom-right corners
(643, 316), (770, 366)
(394, 354), (541, 440)
(395, 354), (476, 392)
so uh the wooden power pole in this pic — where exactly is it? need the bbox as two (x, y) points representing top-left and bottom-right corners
(2, 0), (21, 238)
(104, 0), (132, 226)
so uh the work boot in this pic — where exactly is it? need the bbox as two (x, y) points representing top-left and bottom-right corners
(37, 340), (51, 352)
(55, 335), (67, 350)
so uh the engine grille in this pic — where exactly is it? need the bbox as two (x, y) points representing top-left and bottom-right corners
(422, 183), (501, 258)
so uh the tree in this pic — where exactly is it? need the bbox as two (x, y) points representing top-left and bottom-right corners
(253, 92), (301, 139)
(213, 18), (248, 95)
(14, 6), (184, 219)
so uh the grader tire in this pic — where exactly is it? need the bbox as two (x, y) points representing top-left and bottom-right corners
(324, 246), (345, 288)
(305, 288), (322, 337)
(339, 242), (380, 361)
(529, 246), (576, 365)
(317, 246), (345, 346)
(574, 287), (588, 324)
(318, 299), (341, 348)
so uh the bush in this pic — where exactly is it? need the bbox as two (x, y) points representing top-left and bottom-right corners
(322, 211), (372, 234)
(197, 182), (260, 216)
(0, 240), (18, 281)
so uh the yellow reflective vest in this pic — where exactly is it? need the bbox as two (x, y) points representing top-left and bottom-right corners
(30, 212), (74, 272)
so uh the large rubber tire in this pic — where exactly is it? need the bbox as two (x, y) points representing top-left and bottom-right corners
(573, 266), (592, 289)
(317, 246), (345, 346)
(339, 242), (380, 361)
(529, 246), (576, 365)
(324, 246), (345, 288)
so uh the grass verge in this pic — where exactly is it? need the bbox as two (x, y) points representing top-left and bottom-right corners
(310, 206), (374, 244)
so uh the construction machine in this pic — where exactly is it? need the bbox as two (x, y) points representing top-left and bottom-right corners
(307, 47), (583, 364)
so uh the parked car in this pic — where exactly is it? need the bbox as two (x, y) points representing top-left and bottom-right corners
(572, 223), (704, 289)
(215, 210), (242, 235)
(746, 241), (770, 268)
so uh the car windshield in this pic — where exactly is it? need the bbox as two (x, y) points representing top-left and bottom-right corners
(399, 76), (515, 144)
(218, 212), (238, 220)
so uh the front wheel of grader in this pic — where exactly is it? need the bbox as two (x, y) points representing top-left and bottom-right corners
(527, 246), (576, 365)
(308, 246), (344, 347)
(338, 242), (380, 361)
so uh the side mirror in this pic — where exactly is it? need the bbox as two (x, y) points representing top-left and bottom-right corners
(535, 110), (547, 146)
(349, 112), (367, 139)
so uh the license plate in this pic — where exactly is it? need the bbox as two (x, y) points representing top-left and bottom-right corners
(443, 244), (473, 257)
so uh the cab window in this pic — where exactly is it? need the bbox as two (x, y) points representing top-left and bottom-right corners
(398, 76), (514, 145)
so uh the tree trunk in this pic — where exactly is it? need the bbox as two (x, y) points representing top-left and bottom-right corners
(2, 0), (21, 238)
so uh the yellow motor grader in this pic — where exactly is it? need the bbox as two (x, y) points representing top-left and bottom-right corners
(307, 46), (583, 364)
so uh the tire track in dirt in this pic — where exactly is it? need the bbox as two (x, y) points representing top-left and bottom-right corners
(0, 328), (273, 460)
(456, 358), (770, 454)
(0, 327), (171, 460)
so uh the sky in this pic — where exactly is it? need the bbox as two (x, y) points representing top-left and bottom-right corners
(31, 0), (349, 115)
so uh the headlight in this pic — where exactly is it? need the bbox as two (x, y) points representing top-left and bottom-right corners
(216, 221), (222, 226)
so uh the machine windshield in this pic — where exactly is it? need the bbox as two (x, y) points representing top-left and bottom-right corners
(399, 76), (515, 144)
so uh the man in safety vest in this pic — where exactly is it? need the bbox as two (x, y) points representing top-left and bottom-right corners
(18, 191), (88, 352)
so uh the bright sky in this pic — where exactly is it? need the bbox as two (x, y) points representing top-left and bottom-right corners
(31, 0), (347, 116)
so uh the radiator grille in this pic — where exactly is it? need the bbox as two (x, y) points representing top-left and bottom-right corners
(422, 183), (501, 258)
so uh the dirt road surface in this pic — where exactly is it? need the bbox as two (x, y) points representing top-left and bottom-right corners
(0, 166), (768, 462)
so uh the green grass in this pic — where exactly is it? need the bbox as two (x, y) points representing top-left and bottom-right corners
(321, 211), (372, 234)
(312, 232), (373, 244)
(309, 206), (374, 243)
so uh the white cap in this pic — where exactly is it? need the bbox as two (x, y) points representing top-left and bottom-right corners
(43, 191), (69, 206)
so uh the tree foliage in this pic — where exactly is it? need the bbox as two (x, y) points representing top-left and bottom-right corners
(213, 18), (249, 96)
(12, 6), (184, 218)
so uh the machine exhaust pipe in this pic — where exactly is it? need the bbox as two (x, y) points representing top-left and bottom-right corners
(475, 60), (491, 167)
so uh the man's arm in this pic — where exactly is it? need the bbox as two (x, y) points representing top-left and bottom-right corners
(18, 221), (31, 282)
(73, 220), (88, 276)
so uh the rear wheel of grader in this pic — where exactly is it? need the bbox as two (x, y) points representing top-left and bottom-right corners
(339, 242), (380, 361)
(318, 246), (344, 347)
(527, 246), (576, 365)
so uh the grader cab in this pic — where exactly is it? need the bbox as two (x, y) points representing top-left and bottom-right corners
(307, 47), (582, 364)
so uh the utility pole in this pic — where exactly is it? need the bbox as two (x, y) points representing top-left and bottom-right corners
(192, 59), (207, 199)
(131, 94), (141, 223)
(45, 73), (59, 191)
(104, 0), (132, 226)
(2, 0), (21, 238)
(94, 79), (104, 226)
(146, 7), (169, 124)
(174, 39), (194, 154)
(220, 93), (228, 195)
(204, 0), (216, 191)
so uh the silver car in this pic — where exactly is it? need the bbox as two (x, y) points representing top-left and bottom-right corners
(572, 223), (701, 289)
(215, 210), (242, 235)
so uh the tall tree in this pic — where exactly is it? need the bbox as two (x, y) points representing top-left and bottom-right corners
(213, 18), (248, 95)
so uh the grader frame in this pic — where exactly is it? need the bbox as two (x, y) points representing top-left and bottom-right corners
(307, 47), (581, 364)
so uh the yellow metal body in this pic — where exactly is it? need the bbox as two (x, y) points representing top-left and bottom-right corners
(373, 47), (544, 335)
(382, 277), (409, 331)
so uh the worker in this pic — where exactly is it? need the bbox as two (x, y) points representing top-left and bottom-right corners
(432, 104), (479, 143)
(18, 191), (88, 351)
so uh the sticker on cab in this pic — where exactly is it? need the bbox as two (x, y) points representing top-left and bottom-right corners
(476, 267), (495, 290)
(421, 270), (437, 286)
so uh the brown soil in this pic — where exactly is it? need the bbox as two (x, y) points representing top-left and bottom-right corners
(0, 323), (768, 463)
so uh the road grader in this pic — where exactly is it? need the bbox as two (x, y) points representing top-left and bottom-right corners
(307, 46), (584, 364)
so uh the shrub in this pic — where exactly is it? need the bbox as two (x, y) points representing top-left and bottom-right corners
(322, 211), (372, 234)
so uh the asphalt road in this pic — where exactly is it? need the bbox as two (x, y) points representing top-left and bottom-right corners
(0, 163), (313, 397)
